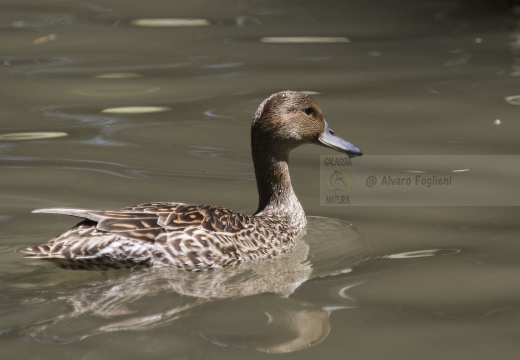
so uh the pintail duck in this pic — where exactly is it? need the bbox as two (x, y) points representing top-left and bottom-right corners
(18, 91), (362, 271)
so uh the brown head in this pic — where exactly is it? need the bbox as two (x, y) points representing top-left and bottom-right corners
(251, 91), (362, 158)
(250, 91), (362, 214)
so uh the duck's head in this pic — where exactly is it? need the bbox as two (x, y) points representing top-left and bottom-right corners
(251, 91), (362, 158)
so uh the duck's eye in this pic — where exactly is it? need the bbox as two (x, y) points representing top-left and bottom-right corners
(304, 107), (314, 116)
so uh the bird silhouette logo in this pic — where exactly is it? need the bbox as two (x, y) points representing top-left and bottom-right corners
(323, 169), (353, 194)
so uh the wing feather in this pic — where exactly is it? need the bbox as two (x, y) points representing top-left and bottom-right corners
(32, 202), (254, 245)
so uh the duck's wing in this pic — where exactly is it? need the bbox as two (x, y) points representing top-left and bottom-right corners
(32, 207), (166, 242)
(116, 202), (254, 233)
(31, 202), (254, 243)
(161, 204), (253, 233)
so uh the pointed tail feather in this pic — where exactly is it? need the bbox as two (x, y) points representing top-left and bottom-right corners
(32, 208), (106, 222)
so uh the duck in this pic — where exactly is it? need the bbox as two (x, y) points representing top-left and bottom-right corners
(18, 91), (362, 271)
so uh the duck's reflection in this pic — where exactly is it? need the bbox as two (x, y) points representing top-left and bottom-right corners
(23, 217), (371, 353)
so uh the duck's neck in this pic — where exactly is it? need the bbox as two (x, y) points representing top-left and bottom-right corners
(252, 147), (305, 222)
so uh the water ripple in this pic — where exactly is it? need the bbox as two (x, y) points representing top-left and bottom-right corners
(0, 3), (120, 30)
(384, 248), (461, 259)
(1, 55), (187, 78)
(189, 147), (252, 167)
(37, 104), (120, 125)
(0, 132), (68, 141)
(0, 154), (253, 183)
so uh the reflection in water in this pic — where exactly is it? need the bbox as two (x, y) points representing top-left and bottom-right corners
(260, 37), (351, 43)
(94, 73), (142, 79)
(198, 297), (335, 354)
(101, 106), (171, 114)
(505, 95), (520, 105)
(384, 248), (461, 259)
(16, 217), (371, 353)
(130, 18), (210, 27)
(32, 34), (57, 46)
(0, 132), (68, 141)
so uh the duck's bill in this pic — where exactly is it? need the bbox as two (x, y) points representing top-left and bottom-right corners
(316, 120), (362, 158)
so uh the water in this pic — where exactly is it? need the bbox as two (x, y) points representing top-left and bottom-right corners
(1, 0), (520, 359)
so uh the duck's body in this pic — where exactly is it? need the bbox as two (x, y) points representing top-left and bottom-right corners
(18, 91), (361, 271)
(26, 202), (305, 271)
